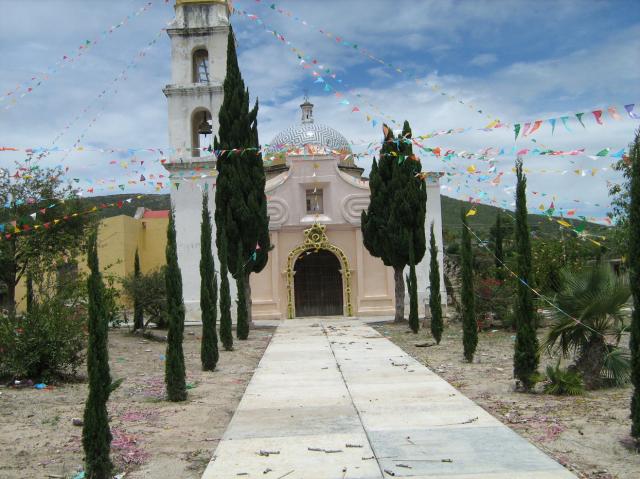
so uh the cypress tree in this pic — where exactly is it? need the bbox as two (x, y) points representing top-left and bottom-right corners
(361, 122), (426, 323)
(200, 192), (219, 371)
(235, 251), (249, 340)
(628, 129), (640, 441)
(215, 26), (270, 330)
(218, 229), (233, 351)
(133, 248), (143, 331)
(82, 230), (114, 479)
(460, 208), (477, 362)
(408, 234), (419, 333)
(513, 158), (539, 391)
(494, 212), (505, 281)
(429, 222), (443, 344)
(164, 209), (187, 402)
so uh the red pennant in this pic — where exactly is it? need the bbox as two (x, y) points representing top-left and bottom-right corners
(592, 110), (603, 125)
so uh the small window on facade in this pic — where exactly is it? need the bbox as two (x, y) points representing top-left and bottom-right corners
(193, 49), (210, 83)
(306, 189), (323, 214)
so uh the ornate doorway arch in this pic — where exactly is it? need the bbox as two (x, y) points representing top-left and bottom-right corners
(286, 224), (353, 318)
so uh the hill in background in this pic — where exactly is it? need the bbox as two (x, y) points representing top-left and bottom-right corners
(81, 193), (610, 244)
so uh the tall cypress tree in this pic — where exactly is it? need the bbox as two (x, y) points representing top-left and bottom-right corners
(494, 212), (505, 281)
(200, 192), (219, 371)
(628, 129), (640, 441)
(164, 209), (187, 402)
(362, 122), (426, 323)
(215, 26), (270, 331)
(133, 248), (143, 331)
(460, 208), (477, 362)
(429, 222), (443, 344)
(235, 251), (249, 340)
(218, 229), (233, 351)
(83, 230), (114, 479)
(513, 158), (539, 391)
(408, 235), (419, 333)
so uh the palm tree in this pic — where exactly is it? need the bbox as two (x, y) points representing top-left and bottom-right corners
(543, 264), (630, 389)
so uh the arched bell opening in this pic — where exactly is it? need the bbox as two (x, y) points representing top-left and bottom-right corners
(192, 48), (210, 83)
(191, 108), (212, 158)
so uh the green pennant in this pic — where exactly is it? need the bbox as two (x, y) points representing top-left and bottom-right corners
(514, 123), (521, 140)
(576, 112), (586, 128)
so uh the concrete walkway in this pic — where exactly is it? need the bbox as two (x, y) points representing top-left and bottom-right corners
(202, 318), (575, 479)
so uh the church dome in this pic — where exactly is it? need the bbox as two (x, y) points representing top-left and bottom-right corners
(265, 100), (352, 155)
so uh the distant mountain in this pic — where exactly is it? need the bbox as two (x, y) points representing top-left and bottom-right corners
(82, 193), (609, 242)
(440, 195), (610, 239)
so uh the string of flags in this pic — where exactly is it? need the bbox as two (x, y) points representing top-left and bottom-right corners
(52, 26), (169, 157)
(236, 6), (640, 145)
(0, 195), (145, 241)
(513, 104), (638, 139)
(241, 0), (500, 123)
(1, 1), (160, 111)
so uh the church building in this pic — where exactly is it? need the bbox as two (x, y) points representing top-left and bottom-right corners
(163, 0), (446, 321)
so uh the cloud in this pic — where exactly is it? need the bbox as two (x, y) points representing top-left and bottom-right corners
(470, 53), (497, 67)
(0, 0), (639, 220)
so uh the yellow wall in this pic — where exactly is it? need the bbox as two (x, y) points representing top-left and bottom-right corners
(16, 214), (168, 311)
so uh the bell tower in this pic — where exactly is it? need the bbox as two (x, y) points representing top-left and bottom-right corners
(163, 0), (231, 320)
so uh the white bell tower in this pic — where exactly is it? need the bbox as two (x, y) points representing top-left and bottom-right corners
(163, 0), (231, 320)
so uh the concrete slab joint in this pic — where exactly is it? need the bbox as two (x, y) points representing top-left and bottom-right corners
(201, 318), (576, 479)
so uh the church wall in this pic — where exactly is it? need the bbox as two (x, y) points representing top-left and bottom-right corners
(406, 177), (448, 313)
(249, 225), (396, 319)
(356, 229), (395, 315)
(169, 175), (222, 321)
(250, 231), (281, 319)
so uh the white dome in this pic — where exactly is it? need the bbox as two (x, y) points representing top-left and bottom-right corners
(265, 100), (351, 155)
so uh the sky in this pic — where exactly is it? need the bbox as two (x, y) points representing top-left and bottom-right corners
(1, 0), (639, 222)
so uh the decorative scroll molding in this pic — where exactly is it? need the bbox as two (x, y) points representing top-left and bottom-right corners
(285, 223), (353, 319)
(267, 197), (289, 227)
(341, 194), (370, 225)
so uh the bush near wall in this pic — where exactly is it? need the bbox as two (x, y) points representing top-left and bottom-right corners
(0, 286), (87, 382)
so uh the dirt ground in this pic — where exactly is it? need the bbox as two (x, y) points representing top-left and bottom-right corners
(0, 325), (274, 479)
(372, 321), (640, 479)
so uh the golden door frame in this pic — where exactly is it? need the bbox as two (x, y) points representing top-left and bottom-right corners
(286, 223), (353, 319)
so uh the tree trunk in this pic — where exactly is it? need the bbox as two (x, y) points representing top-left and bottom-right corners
(4, 260), (17, 316)
(244, 270), (254, 329)
(393, 266), (405, 322)
(576, 337), (607, 390)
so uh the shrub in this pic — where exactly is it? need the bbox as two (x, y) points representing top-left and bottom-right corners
(602, 346), (631, 386)
(475, 277), (512, 329)
(0, 283), (86, 382)
(122, 267), (167, 329)
(543, 362), (584, 396)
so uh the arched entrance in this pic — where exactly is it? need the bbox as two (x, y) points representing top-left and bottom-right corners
(294, 250), (343, 317)
(286, 223), (353, 318)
